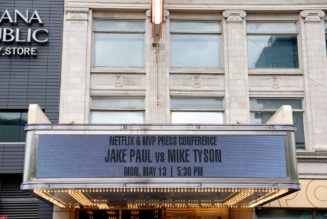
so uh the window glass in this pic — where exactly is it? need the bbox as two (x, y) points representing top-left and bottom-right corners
(93, 20), (144, 67)
(171, 98), (223, 109)
(91, 112), (144, 124)
(171, 34), (220, 68)
(250, 99), (302, 110)
(247, 22), (297, 33)
(171, 97), (224, 124)
(92, 97), (144, 109)
(256, 209), (312, 219)
(93, 33), (144, 67)
(170, 21), (221, 68)
(91, 97), (144, 124)
(250, 99), (304, 148)
(95, 20), (144, 31)
(172, 112), (223, 124)
(248, 35), (298, 68)
(0, 112), (27, 142)
(247, 22), (299, 69)
(170, 21), (220, 32)
(251, 111), (304, 147)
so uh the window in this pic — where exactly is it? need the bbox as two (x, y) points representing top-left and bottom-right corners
(170, 21), (221, 68)
(250, 99), (304, 148)
(90, 97), (144, 124)
(325, 22), (327, 53)
(93, 20), (145, 67)
(0, 111), (27, 142)
(171, 98), (224, 124)
(247, 22), (299, 68)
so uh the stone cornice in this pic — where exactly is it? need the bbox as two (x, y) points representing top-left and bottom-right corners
(300, 10), (325, 22)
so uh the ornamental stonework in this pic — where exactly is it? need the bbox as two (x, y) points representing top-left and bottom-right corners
(223, 10), (246, 23)
(300, 10), (325, 22)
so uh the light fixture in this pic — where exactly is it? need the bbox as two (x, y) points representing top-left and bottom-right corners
(68, 190), (94, 206)
(223, 190), (255, 206)
(31, 187), (292, 209)
(248, 189), (289, 208)
(34, 189), (67, 208)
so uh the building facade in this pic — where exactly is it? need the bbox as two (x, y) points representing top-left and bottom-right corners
(56, 0), (327, 218)
(0, 0), (64, 218)
(2, 0), (327, 218)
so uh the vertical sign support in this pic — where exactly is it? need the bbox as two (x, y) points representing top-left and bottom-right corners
(151, 0), (165, 45)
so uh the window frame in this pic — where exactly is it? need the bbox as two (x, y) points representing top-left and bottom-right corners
(92, 18), (146, 69)
(90, 96), (145, 124)
(170, 97), (224, 124)
(169, 19), (223, 71)
(249, 98), (305, 148)
(0, 110), (27, 142)
(247, 21), (300, 71)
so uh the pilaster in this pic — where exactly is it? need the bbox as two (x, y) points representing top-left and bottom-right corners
(300, 10), (327, 150)
(223, 10), (250, 123)
(145, 10), (170, 123)
(59, 8), (90, 123)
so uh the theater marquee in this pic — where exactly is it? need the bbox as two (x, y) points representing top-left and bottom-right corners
(22, 124), (299, 209)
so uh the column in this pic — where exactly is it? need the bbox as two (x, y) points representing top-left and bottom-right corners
(300, 10), (327, 150)
(223, 10), (250, 124)
(59, 8), (90, 123)
(145, 10), (170, 123)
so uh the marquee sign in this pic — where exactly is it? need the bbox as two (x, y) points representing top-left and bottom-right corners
(0, 9), (48, 56)
(22, 124), (299, 209)
(35, 134), (287, 179)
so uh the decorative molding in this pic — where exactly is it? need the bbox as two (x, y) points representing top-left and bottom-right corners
(192, 75), (201, 88)
(300, 10), (325, 22)
(223, 10), (246, 23)
(298, 157), (327, 163)
(265, 179), (327, 208)
(66, 8), (89, 21)
(65, 7), (89, 13)
(297, 151), (327, 163)
(271, 76), (280, 89)
(114, 76), (124, 87)
(170, 74), (224, 92)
